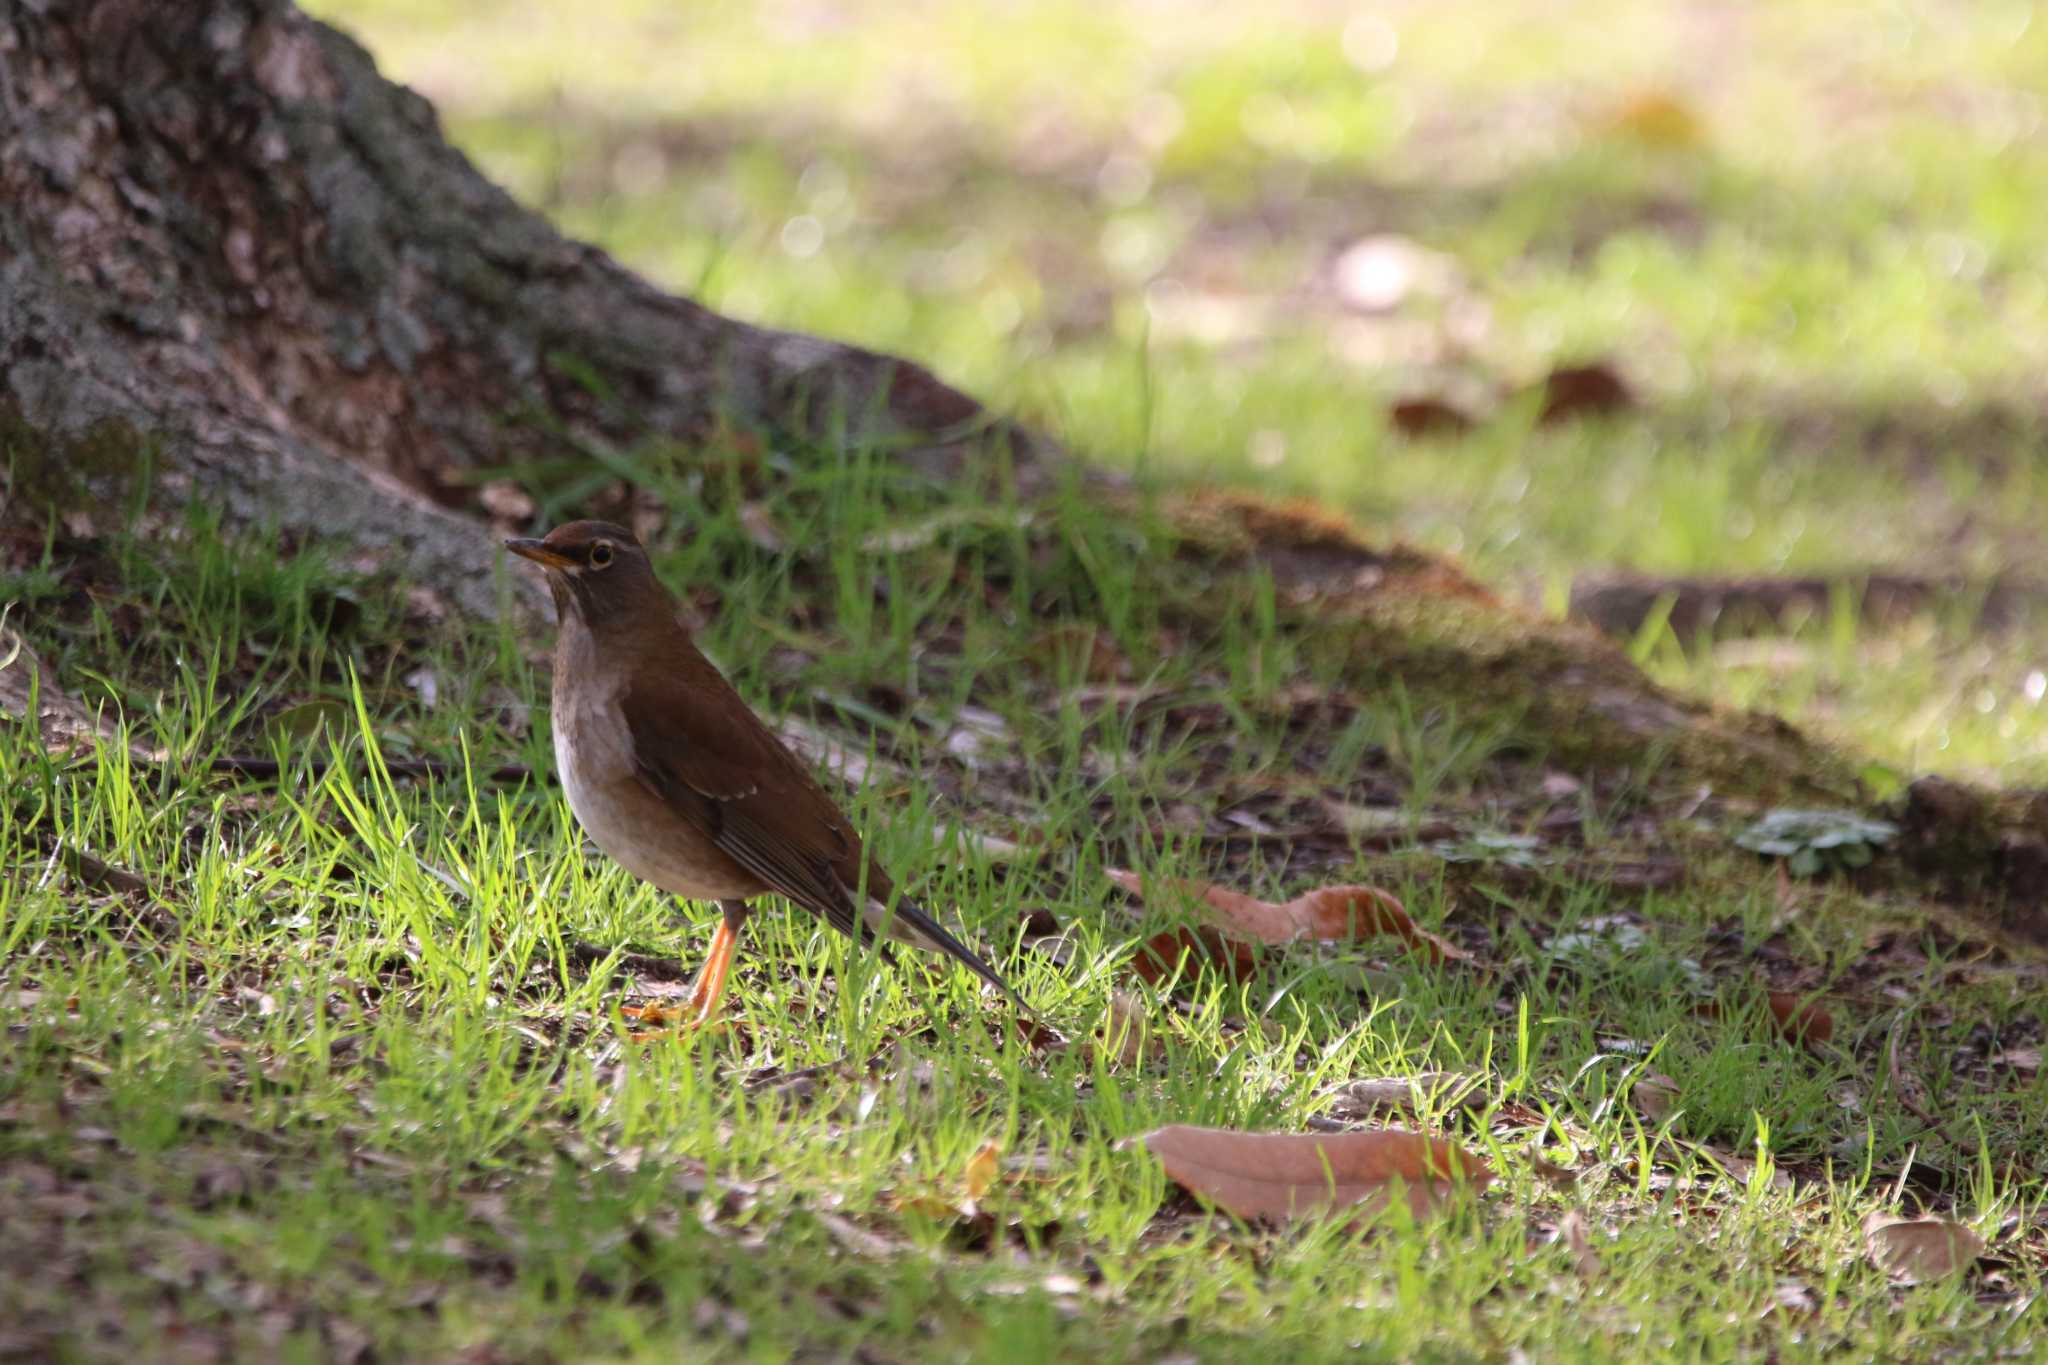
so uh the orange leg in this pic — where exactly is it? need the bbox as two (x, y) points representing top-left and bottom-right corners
(623, 901), (749, 1041)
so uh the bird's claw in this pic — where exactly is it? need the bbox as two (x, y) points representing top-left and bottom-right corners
(620, 1001), (725, 1042)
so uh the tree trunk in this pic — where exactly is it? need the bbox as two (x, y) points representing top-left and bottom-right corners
(0, 0), (1051, 620)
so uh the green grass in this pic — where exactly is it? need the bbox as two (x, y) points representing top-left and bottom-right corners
(6, 469), (2046, 1358)
(9, 0), (2048, 1356)
(303, 0), (2048, 787)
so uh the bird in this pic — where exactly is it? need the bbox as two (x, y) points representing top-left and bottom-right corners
(506, 519), (1026, 1034)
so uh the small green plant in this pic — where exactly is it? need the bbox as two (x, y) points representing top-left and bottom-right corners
(1430, 830), (1546, 868)
(1734, 807), (1898, 876)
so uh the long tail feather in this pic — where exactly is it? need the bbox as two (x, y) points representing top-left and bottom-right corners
(883, 896), (1032, 1014)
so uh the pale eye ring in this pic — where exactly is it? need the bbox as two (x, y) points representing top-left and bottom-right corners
(588, 540), (615, 568)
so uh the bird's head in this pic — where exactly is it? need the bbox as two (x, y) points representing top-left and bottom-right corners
(505, 520), (665, 629)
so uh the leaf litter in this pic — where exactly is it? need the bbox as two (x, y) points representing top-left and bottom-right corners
(11, 442), (2038, 1352)
(1140, 1125), (1494, 1224)
(1862, 1214), (1987, 1284)
(1106, 868), (1473, 965)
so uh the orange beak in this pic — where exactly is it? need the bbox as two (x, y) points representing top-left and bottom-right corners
(505, 537), (574, 570)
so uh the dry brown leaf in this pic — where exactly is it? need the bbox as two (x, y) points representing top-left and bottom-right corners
(477, 478), (536, 523)
(1695, 991), (1833, 1048)
(1862, 1213), (1985, 1284)
(1631, 1072), (1680, 1123)
(1695, 1143), (1794, 1191)
(1989, 1046), (2040, 1074)
(737, 501), (787, 552)
(1143, 1125), (1493, 1223)
(0, 627), (161, 760)
(1096, 990), (1156, 1067)
(1108, 869), (1469, 965)
(1558, 1208), (1600, 1279)
(1333, 1072), (1488, 1117)
(1016, 906), (1063, 941)
(1535, 362), (1634, 424)
(1129, 925), (1260, 987)
(1528, 1152), (1580, 1190)
(887, 1142), (1003, 1222)
(963, 1141), (1001, 1202)
(883, 1190), (960, 1220)
(1011, 1014), (1069, 1053)
(1388, 396), (1476, 438)
(1601, 89), (1707, 148)
(1767, 992), (1834, 1046)
(1028, 624), (1129, 683)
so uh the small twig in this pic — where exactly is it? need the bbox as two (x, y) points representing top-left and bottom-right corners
(1887, 1143), (1918, 1207)
(206, 754), (538, 784)
(31, 832), (154, 900)
(565, 939), (693, 984)
(1886, 1008), (1939, 1128)
(1192, 819), (1461, 852)
(742, 1060), (842, 1094)
(24, 831), (180, 936)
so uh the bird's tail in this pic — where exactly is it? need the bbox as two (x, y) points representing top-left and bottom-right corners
(873, 895), (1033, 1015)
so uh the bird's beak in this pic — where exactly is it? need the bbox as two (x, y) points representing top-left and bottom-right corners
(504, 537), (574, 570)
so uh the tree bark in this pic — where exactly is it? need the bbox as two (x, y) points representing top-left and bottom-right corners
(0, 0), (1051, 620)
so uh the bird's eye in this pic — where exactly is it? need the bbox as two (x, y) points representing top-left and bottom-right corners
(588, 540), (615, 569)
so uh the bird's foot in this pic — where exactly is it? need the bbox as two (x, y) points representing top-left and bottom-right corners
(620, 1001), (724, 1043)
(618, 913), (742, 1042)
(619, 1002), (687, 1026)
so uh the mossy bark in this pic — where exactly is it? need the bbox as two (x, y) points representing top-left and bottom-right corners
(0, 0), (1044, 621)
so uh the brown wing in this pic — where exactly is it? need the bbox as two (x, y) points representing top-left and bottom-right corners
(618, 650), (887, 946)
(619, 639), (1030, 1010)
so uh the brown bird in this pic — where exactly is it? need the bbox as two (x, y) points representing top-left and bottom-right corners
(507, 520), (1025, 1032)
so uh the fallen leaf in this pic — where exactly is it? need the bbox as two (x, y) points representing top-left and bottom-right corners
(1862, 1213), (1985, 1284)
(1108, 869), (1470, 965)
(477, 478), (536, 522)
(1535, 362), (1633, 424)
(1767, 992), (1834, 1046)
(952, 828), (1027, 862)
(1028, 624), (1128, 682)
(1129, 925), (1260, 987)
(1695, 1143), (1794, 1191)
(0, 627), (161, 759)
(1098, 990), (1156, 1067)
(1694, 990), (1833, 1048)
(1558, 1208), (1600, 1279)
(1765, 1279), (1819, 1322)
(963, 1142), (1001, 1201)
(1631, 1072), (1680, 1122)
(1331, 1073), (1487, 1117)
(1016, 906), (1063, 941)
(1989, 1046), (2040, 1074)
(1011, 1014), (1069, 1053)
(1143, 1125), (1492, 1223)
(1601, 89), (1707, 148)
(1389, 396), (1476, 437)
(737, 502), (786, 553)
(859, 506), (1033, 554)
(817, 1210), (901, 1258)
